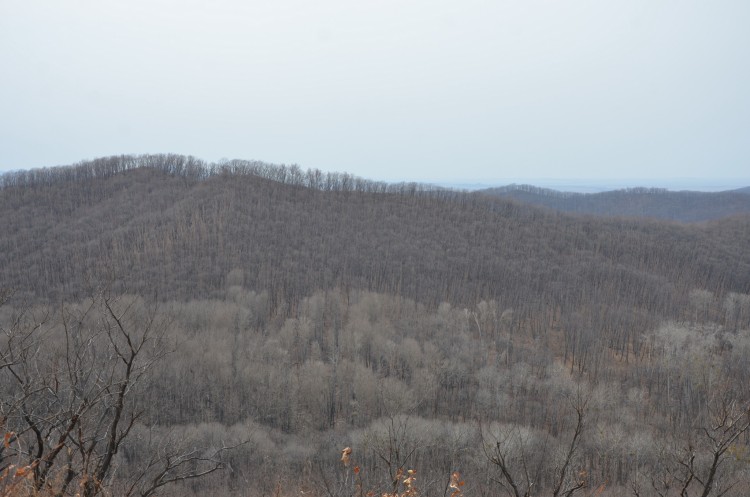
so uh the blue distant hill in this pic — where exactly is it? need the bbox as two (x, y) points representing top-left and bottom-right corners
(480, 184), (750, 222)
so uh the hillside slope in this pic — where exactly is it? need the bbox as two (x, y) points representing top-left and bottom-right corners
(481, 184), (750, 222)
(2, 155), (749, 319)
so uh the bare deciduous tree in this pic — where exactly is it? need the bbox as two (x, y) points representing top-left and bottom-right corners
(0, 293), (235, 497)
(482, 389), (591, 497)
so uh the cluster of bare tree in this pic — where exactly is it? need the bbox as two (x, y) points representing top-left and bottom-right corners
(0, 292), (240, 496)
(4, 285), (749, 496)
(0, 154), (444, 197)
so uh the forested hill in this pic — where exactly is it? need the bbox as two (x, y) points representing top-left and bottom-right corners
(2, 154), (749, 320)
(480, 184), (750, 222)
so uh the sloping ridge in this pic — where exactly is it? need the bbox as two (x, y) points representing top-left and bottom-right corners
(2, 155), (749, 321)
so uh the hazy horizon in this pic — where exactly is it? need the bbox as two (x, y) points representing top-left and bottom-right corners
(428, 177), (750, 193)
(2, 1), (749, 185)
(2, 154), (748, 193)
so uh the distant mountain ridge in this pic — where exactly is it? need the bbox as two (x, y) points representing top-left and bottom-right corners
(480, 183), (750, 222)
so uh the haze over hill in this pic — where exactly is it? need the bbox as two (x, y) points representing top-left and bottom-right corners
(427, 179), (750, 194)
(479, 184), (750, 222)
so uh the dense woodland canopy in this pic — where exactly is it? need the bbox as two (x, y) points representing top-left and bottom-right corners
(2, 154), (749, 309)
(2, 154), (750, 497)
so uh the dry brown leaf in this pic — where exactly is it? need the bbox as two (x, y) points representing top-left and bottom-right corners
(341, 447), (353, 467)
(3, 432), (13, 449)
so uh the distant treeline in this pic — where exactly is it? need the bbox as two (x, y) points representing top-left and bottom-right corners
(0, 153), (450, 196)
(481, 183), (750, 222)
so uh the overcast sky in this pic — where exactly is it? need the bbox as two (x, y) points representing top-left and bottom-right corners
(1, 0), (749, 188)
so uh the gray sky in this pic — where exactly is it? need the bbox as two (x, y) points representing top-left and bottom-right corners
(1, 0), (749, 188)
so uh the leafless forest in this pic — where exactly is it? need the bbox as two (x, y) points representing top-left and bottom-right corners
(2, 154), (750, 496)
